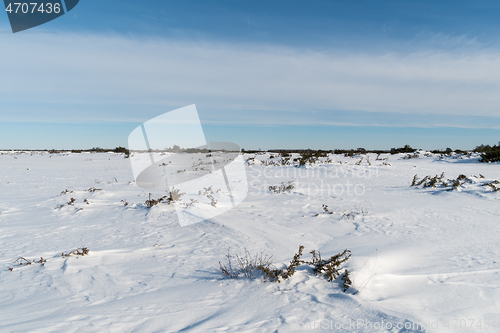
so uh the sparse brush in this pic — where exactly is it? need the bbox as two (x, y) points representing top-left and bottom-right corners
(269, 181), (295, 193)
(483, 181), (500, 192)
(145, 193), (165, 208)
(14, 257), (34, 266)
(341, 205), (368, 220)
(424, 173), (445, 188)
(411, 175), (419, 186)
(219, 248), (274, 279)
(87, 187), (102, 193)
(322, 204), (333, 214)
(411, 173), (499, 192)
(145, 188), (185, 208)
(62, 247), (89, 257)
(165, 187), (185, 204)
(400, 153), (420, 160)
(198, 186), (218, 207)
(184, 198), (199, 208)
(252, 246), (352, 291)
(10, 256), (46, 270)
(342, 269), (353, 292)
(310, 249), (351, 282)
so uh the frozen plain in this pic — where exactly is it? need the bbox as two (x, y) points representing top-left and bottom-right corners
(0, 151), (499, 332)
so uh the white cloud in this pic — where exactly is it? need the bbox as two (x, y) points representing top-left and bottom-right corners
(1, 33), (500, 125)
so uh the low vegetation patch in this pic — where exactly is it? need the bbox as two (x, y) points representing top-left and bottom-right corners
(400, 153), (419, 160)
(484, 180), (500, 192)
(8, 248), (89, 271)
(411, 173), (500, 192)
(341, 206), (368, 220)
(475, 143), (500, 163)
(62, 247), (90, 257)
(269, 181), (295, 193)
(219, 248), (274, 279)
(318, 203), (369, 220)
(9, 257), (46, 271)
(219, 246), (352, 292)
(145, 188), (185, 208)
(198, 186), (219, 207)
(390, 145), (416, 155)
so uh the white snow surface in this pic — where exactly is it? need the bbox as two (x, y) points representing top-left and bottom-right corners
(0, 151), (499, 332)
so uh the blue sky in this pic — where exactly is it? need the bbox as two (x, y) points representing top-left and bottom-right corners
(1, 0), (499, 150)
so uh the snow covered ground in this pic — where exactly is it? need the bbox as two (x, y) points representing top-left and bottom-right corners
(0, 151), (499, 332)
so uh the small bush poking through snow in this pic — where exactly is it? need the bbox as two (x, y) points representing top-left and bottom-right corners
(322, 204), (334, 214)
(341, 206), (369, 220)
(13, 256), (46, 267)
(198, 186), (218, 207)
(62, 247), (89, 257)
(484, 181), (500, 192)
(309, 248), (352, 282)
(219, 248), (274, 279)
(220, 246), (352, 292)
(411, 174), (500, 192)
(400, 153), (420, 160)
(145, 188), (185, 208)
(269, 181), (295, 194)
(8, 256), (46, 271)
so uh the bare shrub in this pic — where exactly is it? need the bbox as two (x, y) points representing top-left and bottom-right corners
(483, 180), (500, 192)
(400, 153), (419, 159)
(219, 248), (274, 279)
(341, 206), (368, 220)
(269, 181), (295, 193)
(342, 269), (352, 292)
(9, 256), (46, 271)
(322, 204), (333, 214)
(198, 186), (218, 207)
(410, 173), (492, 191)
(166, 187), (185, 204)
(219, 246), (353, 292)
(309, 249), (352, 282)
(62, 247), (89, 257)
(145, 188), (185, 208)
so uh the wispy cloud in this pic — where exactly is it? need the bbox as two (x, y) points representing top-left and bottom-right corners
(1, 33), (500, 127)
